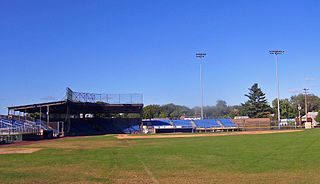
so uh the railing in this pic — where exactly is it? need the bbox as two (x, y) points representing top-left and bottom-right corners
(0, 126), (41, 135)
(66, 88), (143, 104)
(0, 118), (47, 135)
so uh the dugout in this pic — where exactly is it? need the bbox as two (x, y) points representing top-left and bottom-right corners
(155, 128), (194, 133)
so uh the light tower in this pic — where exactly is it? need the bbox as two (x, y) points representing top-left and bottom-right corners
(269, 50), (284, 128)
(196, 53), (206, 120)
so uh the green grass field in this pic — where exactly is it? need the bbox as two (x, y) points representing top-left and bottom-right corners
(1, 129), (320, 184)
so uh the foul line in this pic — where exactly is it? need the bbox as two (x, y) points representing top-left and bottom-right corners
(125, 140), (159, 184)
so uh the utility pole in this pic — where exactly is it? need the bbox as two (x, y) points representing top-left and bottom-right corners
(303, 88), (309, 125)
(196, 53), (206, 120)
(269, 50), (284, 129)
(298, 104), (301, 127)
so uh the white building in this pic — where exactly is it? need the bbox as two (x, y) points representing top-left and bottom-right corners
(302, 112), (318, 124)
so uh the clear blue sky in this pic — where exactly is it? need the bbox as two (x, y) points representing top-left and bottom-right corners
(1, 0), (320, 114)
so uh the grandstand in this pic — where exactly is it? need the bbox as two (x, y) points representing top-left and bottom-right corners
(143, 119), (240, 133)
(4, 87), (277, 144)
(6, 88), (144, 137)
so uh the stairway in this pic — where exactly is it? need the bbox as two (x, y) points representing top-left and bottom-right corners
(190, 120), (197, 128)
(216, 120), (225, 128)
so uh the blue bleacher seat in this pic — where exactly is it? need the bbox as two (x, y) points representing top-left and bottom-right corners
(143, 120), (171, 126)
(218, 119), (237, 127)
(193, 119), (221, 128)
(171, 120), (193, 128)
(0, 117), (50, 135)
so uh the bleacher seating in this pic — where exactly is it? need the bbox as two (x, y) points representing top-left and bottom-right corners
(144, 119), (240, 130)
(143, 120), (171, 126)
(171, 120), (194, 128)
(1, 116), (240, 136)
(0, 117), (48, 135)
(218, 119), (237, 127)
(192, 119), (221, 128)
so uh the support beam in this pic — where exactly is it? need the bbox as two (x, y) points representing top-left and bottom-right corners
(39, 106), (42, 122)
(47, 105), (50, 126)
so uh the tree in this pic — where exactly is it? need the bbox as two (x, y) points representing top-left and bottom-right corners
(215, 100), (231, 118)
(143, 102), (236, 120)
(290, 94), (320, 116)
(228, 105), (241, 119)
(272, 98), (297, 119)
(315, 111), (320, 122)
(204, 100), (231, 118)
(160, 103), (176, 118)
(240, 83), (271, 118)
(143, 105), (161, 119)
(159, 111), (169, 118)
(143, 103), (193, 120)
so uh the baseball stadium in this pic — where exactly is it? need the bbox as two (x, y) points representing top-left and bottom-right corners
(1, 87), (319, 183)
(2, 1), (320, 183)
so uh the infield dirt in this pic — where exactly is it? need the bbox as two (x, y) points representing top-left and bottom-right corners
(117, 129), (302, 139)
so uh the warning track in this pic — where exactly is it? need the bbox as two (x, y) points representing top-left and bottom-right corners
(117, 130), (303, 139)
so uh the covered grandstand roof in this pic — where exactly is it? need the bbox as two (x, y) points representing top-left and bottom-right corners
(8, 88), (144, 114)
(8, 100), (143, 114)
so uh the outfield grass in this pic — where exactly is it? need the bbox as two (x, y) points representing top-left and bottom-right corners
(1, 129), (320, 183)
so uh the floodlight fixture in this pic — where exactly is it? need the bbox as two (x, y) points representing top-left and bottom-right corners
(269, 50), (284, 55)
(196, 53), (207, 58)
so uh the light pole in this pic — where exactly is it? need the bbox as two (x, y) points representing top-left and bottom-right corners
(269, 50), (284, 129)
(196, 53), (206, 120)
(303, 88), (309, 125)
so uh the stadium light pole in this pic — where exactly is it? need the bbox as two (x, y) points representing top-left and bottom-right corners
(303, 88), (309, 124)
(196, 53), (206, 120)
(269, 50), (284, 129)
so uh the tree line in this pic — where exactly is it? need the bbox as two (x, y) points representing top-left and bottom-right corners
(143, 83), (320, 120)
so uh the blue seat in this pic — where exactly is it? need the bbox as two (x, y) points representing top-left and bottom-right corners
(171, 120), (193, 128)
(218, 119), (237, 127)
(193, 119), (221, 128)
(143, 120), (171, 126)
